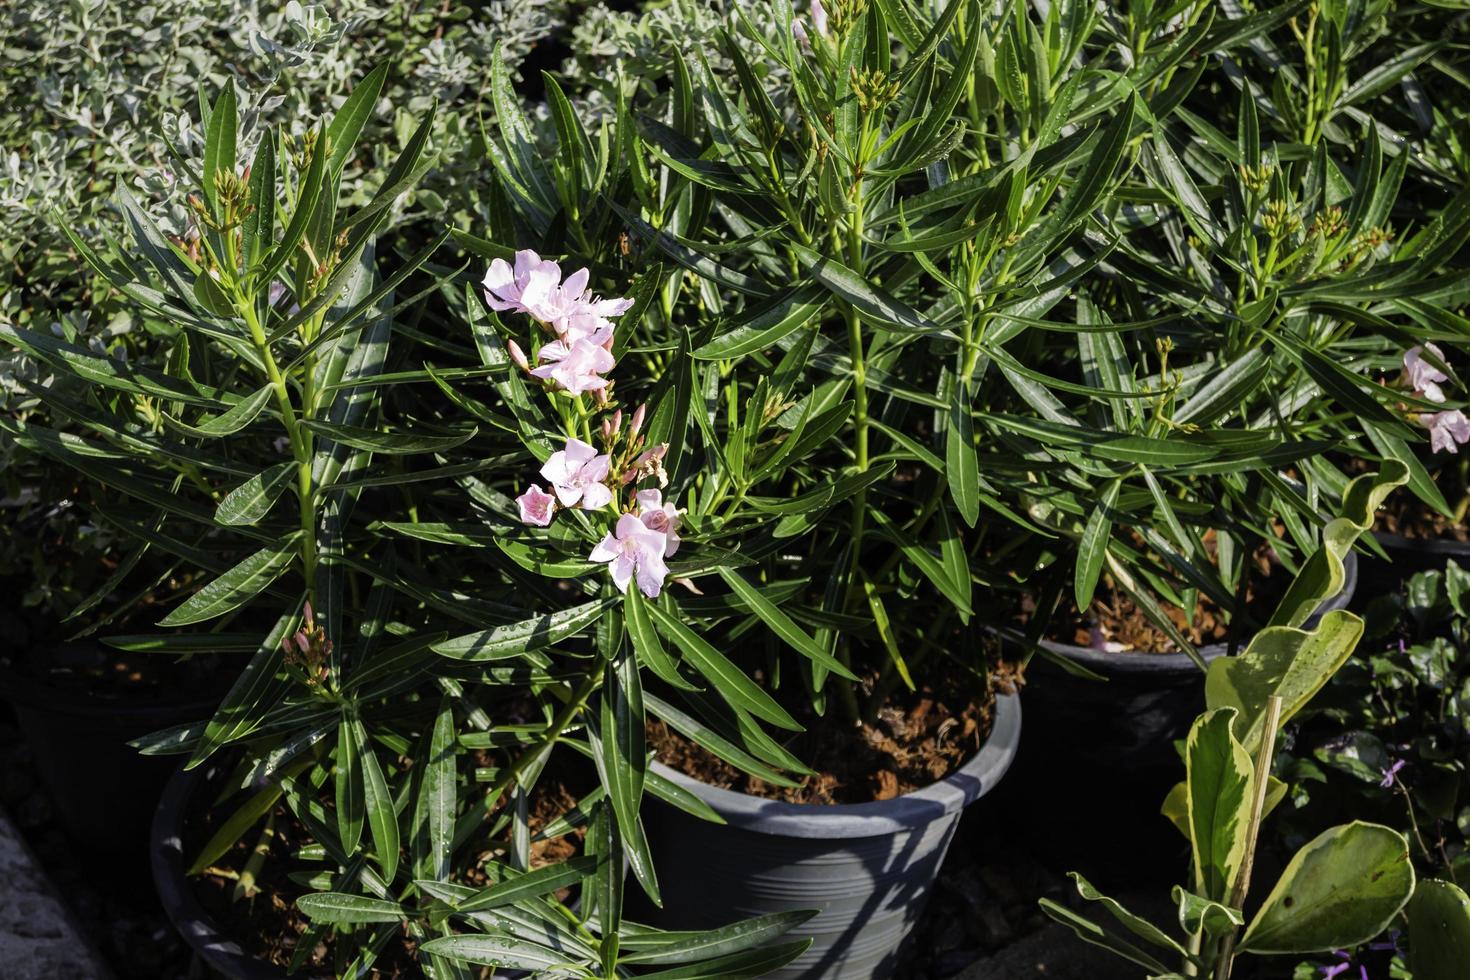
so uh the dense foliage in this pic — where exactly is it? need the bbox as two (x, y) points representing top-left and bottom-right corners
(5, 0), (1470, 976)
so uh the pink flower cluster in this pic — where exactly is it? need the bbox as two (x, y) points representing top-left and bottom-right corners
(1404, 344), (1469, 454)
(495, 252), (682, 598)
(483, 250), (632, 395)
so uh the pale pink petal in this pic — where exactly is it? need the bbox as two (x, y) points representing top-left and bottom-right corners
(614, 514), (645, 539)
(579, 482), (613, 510)
(539, 450), (577, 487)
(513, 249), (541, 282)
(635, 551), (669, 598)
(1426, 409), (1470, 454)
(608, 554), (635, 593)
(563, 267), (590, 297)
(811, 0), (828, 35)
(564, 438), (598, 466)
(1406, 343), (1449, 392)
(589, 533), (621, 563)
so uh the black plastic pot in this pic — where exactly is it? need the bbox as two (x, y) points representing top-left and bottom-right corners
(153, 759), (290, 980)
(0, 648), (220, 859)
(998, 552), (1357, 879)
(1361, 531), (1470, 592)
(154, 760), (531, 980)
(636, 692), (1021, 980)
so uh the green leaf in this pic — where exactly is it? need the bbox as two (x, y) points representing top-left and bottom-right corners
(158, 535), (302, 627)
(1038, 899), (1172, 973)
(1205, 610), (1364, 757)
(596, 651), (660, 904)
(1185, 709), (1254, 903)
(187, 606), (298, 768)
(187, 783), (282, 875)
(1270, 462), (1408, 629)
(163, 385), (274, 439)
(296, 893), (403, 924)
(791, 243), (948, 334)
(355, 718), (399, 883)
(716, 568), (858, 681)
(202, 83), (237, 211)
(300, 419), (476, 454)
(1408, 879), (1470, 980)
(215, 462), (296, 527)
(416, 935), (572, 972)
(335, 715), (365, 858)
(647, 599), (803, 732)
(432, 598), (615, 661)
(691, 285), (825, 360)
(326, 63), (389, 175)
(619, 911), (818, 964)
(1068, 874), (1195, 962)
(1240, 822), (1414, 953)
(624, 588), (694, 691)
(1074, 479), (1119, 611)
(946, 373), (980, 527)
(452, 857), (599, 912)
(417, 698), (456, 881)
(629, 941), (814, 980)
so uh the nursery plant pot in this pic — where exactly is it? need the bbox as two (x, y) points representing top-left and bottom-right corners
(0, 645), (221, 859)
(152, 759), (288, 980)
(1018, 549), (1358, 773)
(154, 759), (531, 980)
(638, 692), (1021, 980)
(1363, 530), (1470, 588)
(995, 552), (1357, 880)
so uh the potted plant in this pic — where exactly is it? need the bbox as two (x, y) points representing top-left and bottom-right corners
(1040, 468), (1470, 977)
(8, 59), (817, 978)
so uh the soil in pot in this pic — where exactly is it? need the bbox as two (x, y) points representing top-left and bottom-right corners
(647, 666), (997, 805)
(1022, 539), (1316, 656)
(172, 757), (590, 978)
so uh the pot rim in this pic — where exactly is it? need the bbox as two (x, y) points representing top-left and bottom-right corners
(1011, 549), (1359, 678)
(646, 691), (1021, 840)
(1371, 530), (1470, 559)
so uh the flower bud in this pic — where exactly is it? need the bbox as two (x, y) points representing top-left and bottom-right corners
(629, 403), (646, 439)
(507, 339), (531, 374)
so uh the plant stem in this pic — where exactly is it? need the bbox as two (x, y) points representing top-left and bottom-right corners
(485, 666), (602, 803)
(1215, 695), (1284, 980)
(240, 301), (318, 597)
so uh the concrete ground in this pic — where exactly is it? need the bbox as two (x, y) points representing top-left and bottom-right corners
(0, 812), (110, 980)
(954, 920), (1146, 979)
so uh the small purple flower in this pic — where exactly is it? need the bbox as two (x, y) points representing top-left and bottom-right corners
(1379, 759), (1405, 788)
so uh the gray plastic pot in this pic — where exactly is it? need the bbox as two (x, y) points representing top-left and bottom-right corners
(640, 691), (1021, 980)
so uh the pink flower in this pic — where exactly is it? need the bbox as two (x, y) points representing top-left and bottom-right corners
(482, 250), (564, 320)
(530, 337), (616, 395)
(792, 18), (810, 46)
(482, 250), (632, 342)
(540, 438), (613, 510)
(636, 489), (682, 557)
(589, 514), (670, 597)
(516, 485), (556, 526)
(1405, 344), (1449, 403)
(1425, 409), (1470, 453)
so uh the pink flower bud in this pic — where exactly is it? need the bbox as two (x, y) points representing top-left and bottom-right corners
(507, 339), (531, 373)
(303, 600), (314, 627)
(629, 403), (646, 438)
(610, 409), (622, 436)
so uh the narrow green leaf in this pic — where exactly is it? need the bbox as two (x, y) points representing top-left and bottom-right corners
(159, 534), (302, 627)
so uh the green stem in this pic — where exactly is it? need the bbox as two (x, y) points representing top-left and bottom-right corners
(240, 301), (317, 597)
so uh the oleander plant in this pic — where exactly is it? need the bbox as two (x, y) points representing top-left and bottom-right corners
(5, 1), (1470, 979)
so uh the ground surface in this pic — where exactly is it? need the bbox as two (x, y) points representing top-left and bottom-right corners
(0, 805), (111, 979)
